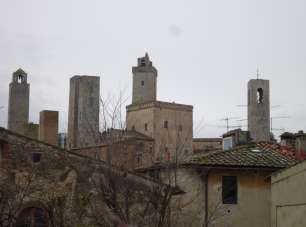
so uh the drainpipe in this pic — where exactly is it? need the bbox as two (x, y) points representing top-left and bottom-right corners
(205, 171), (209, 227)
(200, 168), (209, 227)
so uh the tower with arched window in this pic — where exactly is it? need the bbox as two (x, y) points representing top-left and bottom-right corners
(247, 79), (270, 142)
(8, 68), (30, 134)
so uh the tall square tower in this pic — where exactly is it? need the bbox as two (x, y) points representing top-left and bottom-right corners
(247, 79), (270, 142)
(8, 68), (30, 135)
(68, 76), (100, 149)
(127, 54), (193, 164)
(132, 53), (157, 104)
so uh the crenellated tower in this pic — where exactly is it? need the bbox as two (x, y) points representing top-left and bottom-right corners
(132, 53), (157, 104)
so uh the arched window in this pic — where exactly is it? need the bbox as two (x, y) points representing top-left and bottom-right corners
(16, 207), (48, 227)
(257, 88), (264, 104)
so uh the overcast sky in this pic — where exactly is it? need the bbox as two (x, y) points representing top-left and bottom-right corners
(0, 0), (306, 139)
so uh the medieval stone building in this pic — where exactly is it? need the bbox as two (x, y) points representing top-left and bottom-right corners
(0, 127), (178, 227)
(126, 54), (193, 164)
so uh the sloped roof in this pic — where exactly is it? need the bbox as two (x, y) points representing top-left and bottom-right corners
(101, 128), (154, 141)
(189, 142), (297, 169)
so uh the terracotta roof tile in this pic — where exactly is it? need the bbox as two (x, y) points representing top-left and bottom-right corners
(190, 142), (297, 169)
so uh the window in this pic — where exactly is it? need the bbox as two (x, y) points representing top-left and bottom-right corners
(145, 123), (148, 131)
(141, 59), (146, 66)
(17, 75), (24, 83)
(16, 207), (48, 227)
(149, 169), (160, 180)
(136, 153), (142, 166)
(141, 80), (145, 86)
(222, 176), (237, 204)
(32, 153), (41, 163)
(132, 125), (135, 131)
(164, 121), (168, 129)
(178, 124), (183, 132)
(257, 88), (263, 104)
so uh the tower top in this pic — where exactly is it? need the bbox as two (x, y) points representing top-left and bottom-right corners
(137, 52), (152, 67)
(133, 53), (157, 74)
(12, 68), (28, 84)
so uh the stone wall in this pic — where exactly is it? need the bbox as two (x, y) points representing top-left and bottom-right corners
(193, 138), (222, 153)
(271, 161), (306, 227)
(127, 101), (193, 163)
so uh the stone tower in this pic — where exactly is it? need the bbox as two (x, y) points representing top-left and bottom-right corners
(132, 53), (157, 104)
(8, 68), (30, 134)
(247, 79), (270, 142)
(39, 110), (59, 145)
(67, 76), (100, 149)
(127, 54), (193, 164)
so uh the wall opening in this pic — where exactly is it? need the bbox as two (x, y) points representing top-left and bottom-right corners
(31, 153), (41, 163)
(16, 207), (48, 227)
(164, 121), (168, 129)
(257, 88), (264, 104)
(222, 176), (238, 204)
(140, 59), (146, 66)
(17, 75), (24, 83)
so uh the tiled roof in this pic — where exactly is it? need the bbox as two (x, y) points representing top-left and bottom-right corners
(101, 129), (154, 141)
(189, 142), (297, 169)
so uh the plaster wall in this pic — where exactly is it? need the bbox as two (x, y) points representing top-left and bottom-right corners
(271, 161), (306, 227)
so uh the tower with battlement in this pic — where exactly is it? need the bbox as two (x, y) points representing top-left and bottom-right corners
(132, 53), (157, 104)
(8, 68), (30, 134)
(247, 79), (270, 142)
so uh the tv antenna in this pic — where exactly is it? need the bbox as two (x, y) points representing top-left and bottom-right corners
(270, 116), (290, 132)
(220, 117), (240, 132)
(256, 68), (260, 80)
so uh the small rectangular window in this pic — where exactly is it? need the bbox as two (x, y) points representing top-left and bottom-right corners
(222, 176), (237, 204)
(164, 121), (168, 129)
(141, 80), (145, 86)
(178, 125), (183, 131)
(145, 123), (148, 131)
(32, 153), (41, 163)
(136, 153), (142, 167)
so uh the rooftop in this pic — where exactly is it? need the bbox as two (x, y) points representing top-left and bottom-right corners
(189, 142), (297, 169)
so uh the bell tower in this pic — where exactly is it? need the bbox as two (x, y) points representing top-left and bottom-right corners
(132, 53), (157, 104)
(8, 68), (30, 134)
(247, 78), (270, 142)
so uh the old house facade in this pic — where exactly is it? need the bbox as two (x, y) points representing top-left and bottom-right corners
(139, 142), (297, 227)
(271, 160), (306, 227)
